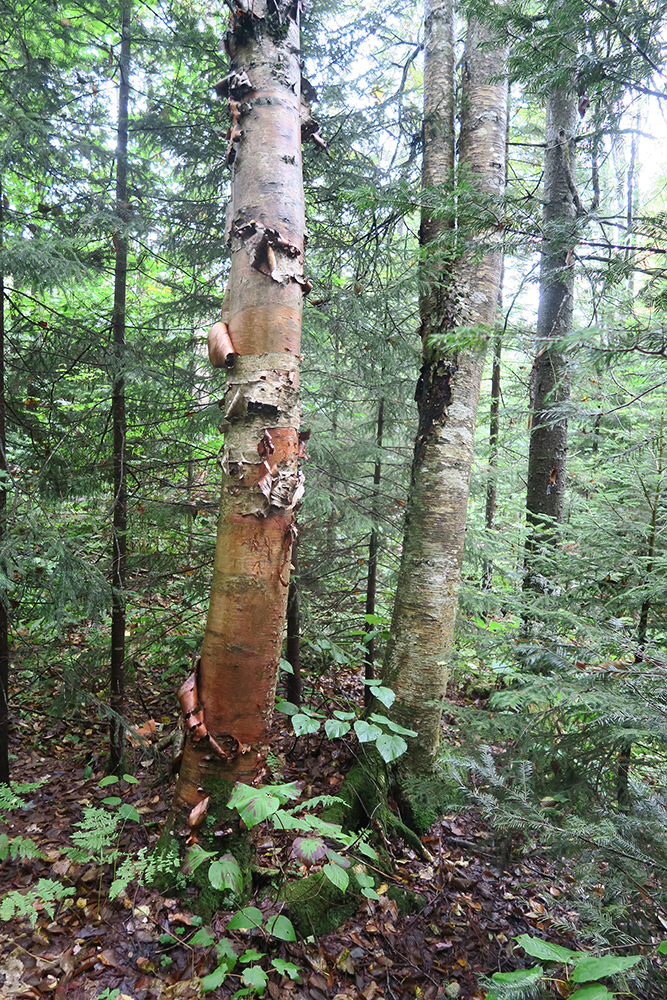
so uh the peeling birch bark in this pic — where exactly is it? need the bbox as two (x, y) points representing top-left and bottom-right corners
(384, 14), (508, 769)
(169, 0), (306, 824)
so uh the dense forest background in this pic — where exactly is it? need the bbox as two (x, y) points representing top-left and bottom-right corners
(2, 0), (667, 997)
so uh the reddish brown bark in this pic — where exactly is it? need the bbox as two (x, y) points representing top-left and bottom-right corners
(170, 0), (307, 823)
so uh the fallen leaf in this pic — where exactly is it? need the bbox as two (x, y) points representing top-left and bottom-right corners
(98, 949), (120, 967)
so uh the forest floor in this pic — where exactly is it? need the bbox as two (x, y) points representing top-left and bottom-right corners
(0, 668), (584, 1000)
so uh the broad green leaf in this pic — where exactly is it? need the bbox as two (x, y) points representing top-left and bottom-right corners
(272, 959), (301, 981)
(357, 841), (378, 861)
(658, 942), (667, 955)
(240, 949), (265, 963)
(190, 927), (216, 947)
(118, 803), (141, 822)
(516, 934), (582, 963)
(375, 733), (408, 763)
(572, 954), (641, 982)
(291, 836), (327, 864)
(571, 986), (613, 1000)
(122, 774), (139, 784)
(325, 719), (351, 739)
(491, 966), (543, 986)
(98, 776), (118, 787)
(227, 784), (280, 828)
(275, 699), (299, 716)
(279, 658), (294, 675)
(268, 782), (302, 803)
(216, 938), (238, 966)
(323, 862), (349, 892)
(369, 713), (417, 737)
(201, 965), (227, 992)
(209, 854), (244, 895)
(326, 848), (351, 868)
(361, 887), (380, 900)
(272, 809), (312, 831)
(372, 686), (396, 709)
(292, 714), (321, 736)
(354, 720), (382, 743)
(333, 710), (356, 721)
(363, 679), (381, 686)
(228, 906), (263, 931)
(355, 871), (374, 888)
(265, 914), (296, 941)
(183, 843), (217, 875)
(102, 796), (122, 806)
(242, 965), (268, 994)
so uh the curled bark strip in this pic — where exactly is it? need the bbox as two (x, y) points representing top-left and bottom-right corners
(208, 322), (237, 369)
(188, 795), (210, 828)
(279, 522), (298, 586)
(258, 429), (275, 458)
(177, 664), (240, 760)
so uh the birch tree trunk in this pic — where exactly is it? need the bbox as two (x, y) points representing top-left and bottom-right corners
(524, 89), (577, 587)
(384, 12), (507, 769)
(109, 2), (131, 774)
(170, 0), (307, 831)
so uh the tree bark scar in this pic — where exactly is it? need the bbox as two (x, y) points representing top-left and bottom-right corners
(413, 357), (458, 464)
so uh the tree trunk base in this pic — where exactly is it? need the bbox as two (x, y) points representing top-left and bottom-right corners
(323, 749), (429, 859)
(153, 774), (252, 921)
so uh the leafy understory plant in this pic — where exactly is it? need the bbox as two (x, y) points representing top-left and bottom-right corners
(179, 909), (301, 995)
(225, 780), (380, 882)
(482, 935), (644, 1000)
(276, 678), (417, 763)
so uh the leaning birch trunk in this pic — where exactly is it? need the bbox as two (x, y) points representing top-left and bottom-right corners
(168, 0), (306, 838)
(384, 15), (508, 769)
(524, 89), (577, 587)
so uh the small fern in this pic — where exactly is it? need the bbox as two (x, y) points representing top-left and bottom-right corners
(0, 880), (75, 927)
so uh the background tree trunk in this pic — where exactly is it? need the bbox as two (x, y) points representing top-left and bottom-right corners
(0, 182), (7, 786)
(524, 88), (577, 586)
(364, 396), (384, 707)
(172, 0), (307, 824)
(109, 3), (131, 774)
(384, 14), (508, 768)
(482, 331), (502, 592)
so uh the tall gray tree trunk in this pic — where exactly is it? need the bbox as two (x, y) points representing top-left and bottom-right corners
(384, 10), (508, 768)
(524, 89), (577, 586)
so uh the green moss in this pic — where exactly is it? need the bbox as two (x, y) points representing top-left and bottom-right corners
(284, 871), (360, 937)
(387, 885), (425, 915)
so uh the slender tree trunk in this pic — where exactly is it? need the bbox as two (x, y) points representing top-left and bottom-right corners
(109, 3), (131, 774)
(286, 528), (301, 707)
(482, 332), (501, 591)
(364, 397), (384, 707)
(0, 183), (8, 785)
(524, 89), (577, 590)
(171, 0), (306, 826)
(384, 11), (508, 768)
